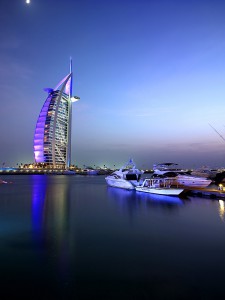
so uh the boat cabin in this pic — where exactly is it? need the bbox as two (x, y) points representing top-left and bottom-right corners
(143, 178), (177, 188)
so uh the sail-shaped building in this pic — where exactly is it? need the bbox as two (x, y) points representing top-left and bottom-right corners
(34, 60), (79, 169)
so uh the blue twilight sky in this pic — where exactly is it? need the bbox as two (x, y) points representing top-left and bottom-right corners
(0, 0), (225, 169)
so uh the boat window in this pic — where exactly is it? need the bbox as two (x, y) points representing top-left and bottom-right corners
(164, 172), (177, 177)
(126, 174), (138, 180)
(179, 172), (189, 175)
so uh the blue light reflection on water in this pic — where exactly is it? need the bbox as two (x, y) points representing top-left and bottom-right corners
(31, 175), (46, 239)
(107, 186), (183, 222)
(107, 186), (183, 205)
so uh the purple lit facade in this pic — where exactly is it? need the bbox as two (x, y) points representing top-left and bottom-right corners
(34, 62), (79, 168)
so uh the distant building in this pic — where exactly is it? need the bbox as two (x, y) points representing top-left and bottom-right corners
(34, 59), (79, 168)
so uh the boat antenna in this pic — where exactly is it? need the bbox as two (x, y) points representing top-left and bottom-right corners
(209, 123), (225, 143)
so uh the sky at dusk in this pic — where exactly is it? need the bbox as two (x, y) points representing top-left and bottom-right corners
(1, 0), (225, 169)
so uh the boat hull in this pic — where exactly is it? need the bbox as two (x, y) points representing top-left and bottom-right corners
(105, 178), (138, 190)
(175, 176), (211, 188)
(135, 187), (184, 196)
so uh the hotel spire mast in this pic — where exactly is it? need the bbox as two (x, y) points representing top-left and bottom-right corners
(67, 57), (73, 168)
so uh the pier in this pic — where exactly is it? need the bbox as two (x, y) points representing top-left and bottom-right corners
(186, 186), (225, 199)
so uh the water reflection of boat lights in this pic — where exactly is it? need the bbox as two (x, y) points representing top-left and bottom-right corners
(218, 199), (225, 222)
(107, 186), (183, 206)
(107, 186), (134, 202)
(135, 191), (184, 205)
(107, 186), (134, 197)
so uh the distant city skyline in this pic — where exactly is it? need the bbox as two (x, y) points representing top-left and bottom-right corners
(0, 0), (225, 169)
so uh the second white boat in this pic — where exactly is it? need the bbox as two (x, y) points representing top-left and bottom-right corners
(135, 178), (184, 196)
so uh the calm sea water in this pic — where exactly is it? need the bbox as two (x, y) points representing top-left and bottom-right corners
(0, 175), (225, 299)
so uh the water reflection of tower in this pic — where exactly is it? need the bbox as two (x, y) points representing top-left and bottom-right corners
(32, 175), (47, 241)
(31, 175), (72, 280)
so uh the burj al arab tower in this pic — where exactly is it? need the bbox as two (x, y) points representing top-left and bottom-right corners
(34, 59), (79, 169)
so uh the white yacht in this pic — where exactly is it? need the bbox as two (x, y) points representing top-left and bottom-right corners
(152, 163), (212, 188)
(136, 178), (184, 196)
(152, 163), (186, 175)
(190, 166), (218, 179)
(81, 168), (99, 175)
(105, 159), (144, 190)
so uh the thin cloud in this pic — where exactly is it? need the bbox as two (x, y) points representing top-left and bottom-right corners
(0, 36), (22, 50)
(0, 58), (33, 82)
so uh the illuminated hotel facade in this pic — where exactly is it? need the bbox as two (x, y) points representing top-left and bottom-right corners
(34, 60), (79, 169)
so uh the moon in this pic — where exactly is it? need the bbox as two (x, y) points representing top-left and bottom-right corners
(26, 0), (30, 4)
